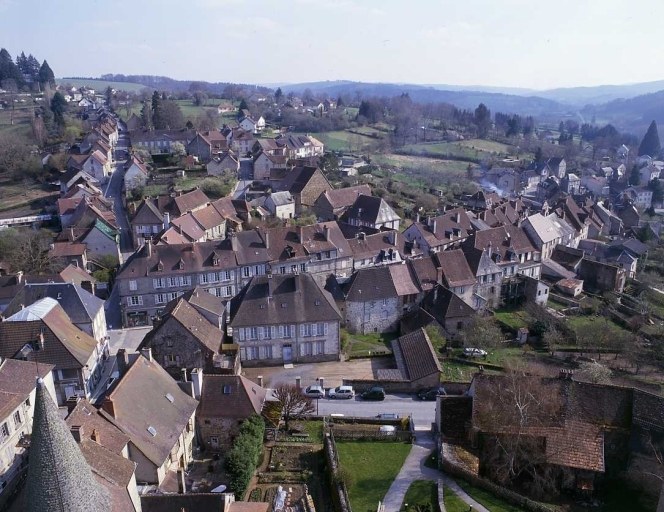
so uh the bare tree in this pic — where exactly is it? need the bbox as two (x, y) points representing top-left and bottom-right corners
(458, 316), (503, 350)
(1, 78), (18, 125)
(263, 384), (315, 431)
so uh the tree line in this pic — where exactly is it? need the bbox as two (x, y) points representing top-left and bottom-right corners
(0, 48), (55, 91)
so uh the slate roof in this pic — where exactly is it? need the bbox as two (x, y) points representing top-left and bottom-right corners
(409, 208), (473, 248)
(279, 166), (327, 194)
(342, 266), (397, 301)
(408, 256), (440, 291)
(422, 285), (475, 321)
(173, 189), (210, 216)
(0, 359), (53, 419)
(198, 375), (267, 420)
(391, 328), (442, 381)
(342, 194), (400, 226)
(143, 298), (223, 354)
(268, 190), (294, 207)
(100, 354), (198, 467)
(132, 199), (163, 225)
(27, 380), (108, 512)
(140, 494), (227, 512)
(0, 298), (98, 369)
(230, 273), (341, 327)
(5, 282), (104, 326)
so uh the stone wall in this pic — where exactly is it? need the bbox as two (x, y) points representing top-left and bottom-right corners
(344, 298), (401, 334)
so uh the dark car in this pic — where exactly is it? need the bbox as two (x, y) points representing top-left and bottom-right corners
(360, 386), (386, 401)
(417, 387), (446, 401)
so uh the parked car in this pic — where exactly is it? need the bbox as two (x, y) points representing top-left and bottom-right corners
(376, 413), (400, 419)
(463, 347), (487, 357)
(379, 425), (396, 436)
(417, 387), (446, 401)
(303, 385), (325, 399)
(328, 385), (355, 399)
(360, 386), (386, 401)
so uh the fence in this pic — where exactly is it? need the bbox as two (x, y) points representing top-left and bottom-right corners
(324, 433), (353, 512)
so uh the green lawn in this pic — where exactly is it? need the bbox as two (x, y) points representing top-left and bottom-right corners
(372, 153), (470, 178)
(401, 480), (437, 511)
(565, 314), (630, 337)
(346, 331), (397, 357)
(304, 421), (324, 444)
(336, 441), (411, 512)
(400, 138), (528, 161)
(302, 130), (379, 152)
(494, 308), (534, 331)
(443, 485), (471, 512)
(455, 480), (525, 512)
(56, 77), (147, 92)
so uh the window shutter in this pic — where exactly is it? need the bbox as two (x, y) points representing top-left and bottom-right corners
(138, 296), (143, 305)
(279, 325), (284, 338)
(324, 323), (328, 335)
(153, 278), (158, 288)
(126, 297), (132, 306)
(300, 324), (305, 337)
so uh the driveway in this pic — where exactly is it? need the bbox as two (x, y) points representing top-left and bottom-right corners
(242, 357), (395, 388)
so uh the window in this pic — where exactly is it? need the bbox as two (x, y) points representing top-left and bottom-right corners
(221, 270), (231, 281)
(199, 274), (209, 284)
(300, 263), (306, 272)
(169, 292), (179, 301)
(459, 287), (465, 294)
(128, 296), (143, 306)
(223, 385), (232, 394)
(243, 267), (251, 278)
(382, 298), (387, 306)
(263, 326), (272, 339)
(213, 287), (223, 298)
(316, 322), (326, 336)
(325, 251), (331, 259)
(155, 293), (166, 304)
(263, 345), (273, 359)
(129, 280), (137, 291)
(249, 327), (259, 340)
(12, 410), (21, 428)
(279, 266), (286, 274)
(315, 341), (325, 355)
(0, 422), (9, 441)
(224, 286), (233, 297)
(248, 347), (259, 360)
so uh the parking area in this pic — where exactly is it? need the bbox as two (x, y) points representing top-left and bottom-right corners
(242, 357), (396, 389)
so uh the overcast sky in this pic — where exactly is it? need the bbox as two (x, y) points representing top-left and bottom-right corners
(2, 0), (663, 90)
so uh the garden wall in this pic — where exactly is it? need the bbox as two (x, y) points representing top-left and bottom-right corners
(324, 435), (353, 512)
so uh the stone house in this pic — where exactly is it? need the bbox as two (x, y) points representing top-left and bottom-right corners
(313, 184), (372, 221)
(253, 152), (289, 182)
(0, 298), (105, 405)
(186, 131), (229, 162)
(229, 273), (342, 366)
(420, 284), (476, 335)
(338, 265), (420, 334)
(99, 349), (198, 487)
(138, 292), (225, 378)
(196, 374), (266, 450)
(207, 151), (239, 177)
(436, 249), (476, 307)
(278, 166), (333, 215)
(130, 200), (166, 248)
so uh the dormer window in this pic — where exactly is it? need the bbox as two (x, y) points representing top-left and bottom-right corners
(157, 260), (164, 271)
(178, 259), (185, 270)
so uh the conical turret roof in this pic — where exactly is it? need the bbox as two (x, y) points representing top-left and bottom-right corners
(26, 379), (107, 512)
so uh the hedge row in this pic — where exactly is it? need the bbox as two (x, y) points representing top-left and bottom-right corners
(225, 414), (265, 499)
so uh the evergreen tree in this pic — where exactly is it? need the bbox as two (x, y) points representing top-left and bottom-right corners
(629, 165), (641, 186)
(26, 55), (40, 83)
(151, 90), (162, 129)
(0, 48), (25, 88)
(649, 178), (664, 204)
(50, 92), (67, 127)
(274, 87), (283, 103)
(38, 60), (55, 88)
(140, 100), (153, 130)
(15, 51), (28, 75)
(238, 98), (248, 111)
(638, 120), (661, 157)
(474, 103), (491, 138)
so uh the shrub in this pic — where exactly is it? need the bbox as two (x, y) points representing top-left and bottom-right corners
(226, 415), (265, 498)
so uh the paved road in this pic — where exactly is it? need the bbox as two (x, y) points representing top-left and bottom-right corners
(239, 158), (253, 180)
(104, 130), (133, 261)
(315, 394), (436, 429)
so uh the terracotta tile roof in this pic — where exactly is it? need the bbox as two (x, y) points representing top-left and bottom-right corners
(391, 328), (442, 381)
(172, 214), (206, 241)
(49, 242), (87, 257)
(0, 359), (53, 418)
(101, 354), (198, 467)
(0, 298), (98, 369)
(342, 194), (400, 226)
(157, 298), (223, 353)
(229, 502), (270, 512)
(59, 264), (96, 286)
(436, 249), (476, 288)
(388, 263), (420, 296)
(173, 189), (210, 216)
(66, 398), (130, 454)
(198, 375), (266, 420)
(319, 184), (372, 209)
(408, 256), (440, 291)
(79, 439), (137, 487)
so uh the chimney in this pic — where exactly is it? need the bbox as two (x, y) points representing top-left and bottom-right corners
(16, 271), (23, 284)
(69, 227), (75, 241)
(389, 230), (397, 246)
(358, 231), (366, 241)
(318, 377), (324, 389)
(295, 376), (301, 390)
(415, 212), (420, 224)
(191, 368), (204, 399)
(455, 212), (461, 223)
(101, 397), (115, 418)
(323, 224), (330, 241)
(146, 240), (152, 257)
(163, 212), (170, 230)
(66, 395), (80, 414)
(91, 428), (100, 444)
(117, 348), (129, 376)
(257, 375), (263, 388)
(436, 266), (443, 284)
(230, 232), (238, 252)
(263, 230), (269, 249)
(177, 469), (186, 494)
(181, 368), (188, 382)
(487, 241), (492, 257)
(70, 425), (84, 443)
(431, 219), (437, 234)
(141, 347), (153, 362)
(81, 280), (95, 295)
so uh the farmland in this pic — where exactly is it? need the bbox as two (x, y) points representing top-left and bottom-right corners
(56, 78), (147, 93)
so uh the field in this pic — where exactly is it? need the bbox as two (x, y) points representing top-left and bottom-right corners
(56, 78), (147, 93)
(299, 130), (380, 152)
(335, 441), (411, 512)
(0, 105), (36, 133)
(0, 179), (58, 218)
(400, 138), (528, 161)
(372, 153), (469, 179)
